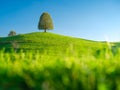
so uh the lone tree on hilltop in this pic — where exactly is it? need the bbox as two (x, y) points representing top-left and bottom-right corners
(38, 12), (54, 32)
(8, 30), (16, 36)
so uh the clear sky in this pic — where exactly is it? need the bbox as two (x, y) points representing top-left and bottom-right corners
(0, 0), (120, 41)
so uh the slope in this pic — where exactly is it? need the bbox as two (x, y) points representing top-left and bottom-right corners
(0, 32), (106, 54)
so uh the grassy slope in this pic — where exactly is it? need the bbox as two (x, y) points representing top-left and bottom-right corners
(0, 32), (119, 90)
(0, 32), (106, 54)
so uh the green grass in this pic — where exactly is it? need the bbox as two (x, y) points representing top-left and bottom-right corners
(0, 32), (106, 54)
(0, 32), (119, 90)
(0, 48), (120, 90)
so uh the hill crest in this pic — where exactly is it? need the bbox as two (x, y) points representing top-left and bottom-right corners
(0, 32), (106, 53)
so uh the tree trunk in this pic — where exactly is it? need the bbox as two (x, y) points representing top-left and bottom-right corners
(44, 29), (46, 33)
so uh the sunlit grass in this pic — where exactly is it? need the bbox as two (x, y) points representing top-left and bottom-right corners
(0, 47), (120, 90)
(0, 32), (119, 90)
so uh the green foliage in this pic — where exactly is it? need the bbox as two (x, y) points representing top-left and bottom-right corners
(38, 12), (54, 32)
(8, 30), (16, 37)
(0, 47), (120, 90)
(0, 32), (106, 53)
(0, 32), (120, 89)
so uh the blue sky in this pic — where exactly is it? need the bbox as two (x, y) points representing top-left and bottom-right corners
(0, 0), (120, 41)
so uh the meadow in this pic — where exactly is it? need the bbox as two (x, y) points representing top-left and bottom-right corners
(0, 32), (120, 90)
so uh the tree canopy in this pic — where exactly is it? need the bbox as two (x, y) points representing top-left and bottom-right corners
(8, 30), (16, 36)
(38, 12), (54, 32)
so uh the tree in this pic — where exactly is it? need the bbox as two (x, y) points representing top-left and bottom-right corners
(38, 12), (54, 32)
(8, 30), (16, 36)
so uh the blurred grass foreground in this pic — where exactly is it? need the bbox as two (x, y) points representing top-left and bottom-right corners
(0, 48), (120, 90)
(0, 32), (120, 90)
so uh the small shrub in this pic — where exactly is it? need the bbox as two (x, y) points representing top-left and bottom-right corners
(8, 30), (16, 37)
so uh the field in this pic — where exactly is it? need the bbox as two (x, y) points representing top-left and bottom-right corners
(0, 32), (120, 90)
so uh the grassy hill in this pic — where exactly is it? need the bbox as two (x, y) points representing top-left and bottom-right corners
(0, 32), (120, 90)
(0, 32), (106, 55)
